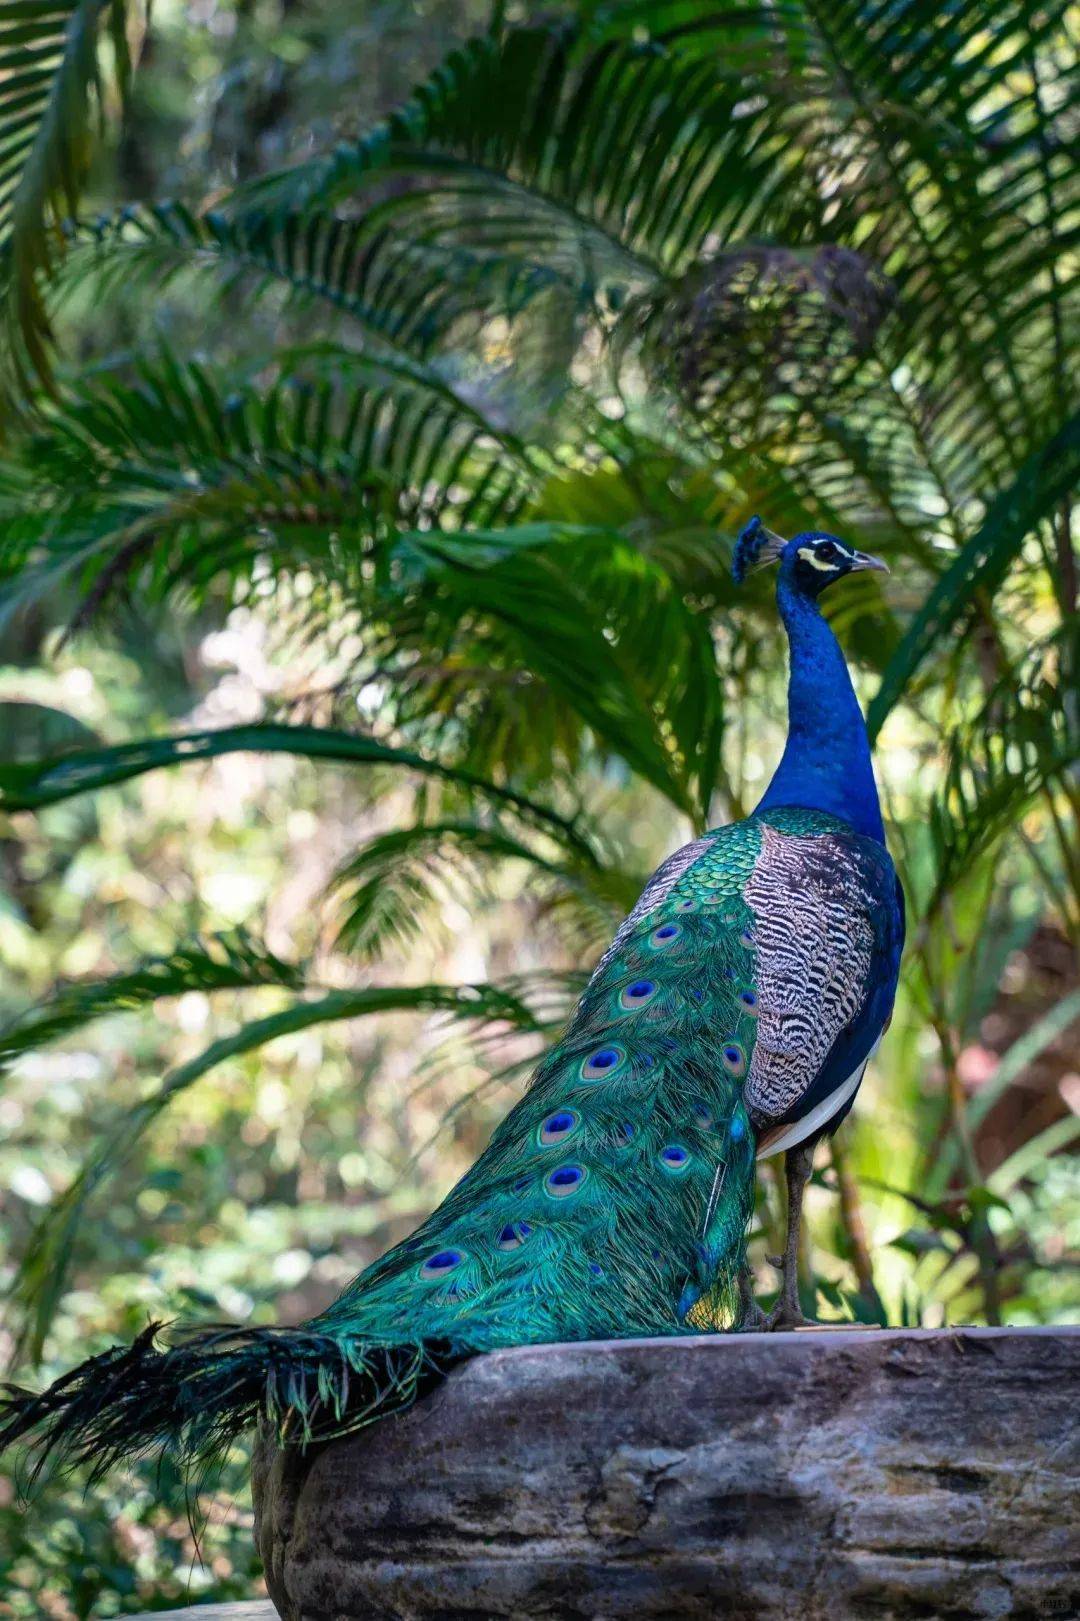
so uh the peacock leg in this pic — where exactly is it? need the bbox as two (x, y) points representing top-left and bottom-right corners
(737, 1262), (768, 1331)
(766, 1139), (816, 1330)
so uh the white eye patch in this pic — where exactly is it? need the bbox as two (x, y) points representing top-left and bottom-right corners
(797, 546), (841, 572)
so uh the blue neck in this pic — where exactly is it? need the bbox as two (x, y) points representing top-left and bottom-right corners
(755, 574), (885, 844)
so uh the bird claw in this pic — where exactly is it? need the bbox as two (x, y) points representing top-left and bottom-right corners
(764, 1303), (817, 1331)
(763, 1260), (816, 1330)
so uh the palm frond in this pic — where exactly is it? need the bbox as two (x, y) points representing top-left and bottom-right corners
(4, 6), (1070, 713)
(0, 0), (135, 403)
(0, 697), (97, 760)
(240, 9), (1074, 478)
(133, 3), (1066, 744)
(0, 380), (729, 819)
(930, 988), (1080, 1190)
(869, 413), (1080, 739)
(0, 719), (595, 856)
(8, 978), (543, 1361)
(375, 525), (726, 820)
(0, 929), (305, 1071)
(329, 819), (567, 959)
(329, 815), (635, 962)
(236, 25), (815, 272)
(921, 626), (1079, 916)
(0, 345), (536, 619)
(56, 201), (571, 375)
(581, 2), (801, 55)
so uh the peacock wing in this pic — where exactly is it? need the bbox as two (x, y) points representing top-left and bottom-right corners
(741, 809), (904, 1156)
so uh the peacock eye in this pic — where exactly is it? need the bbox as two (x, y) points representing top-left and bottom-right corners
(817, 541), (839, 562)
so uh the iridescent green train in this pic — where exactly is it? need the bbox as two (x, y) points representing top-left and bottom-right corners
(314, 809), (791, 1358)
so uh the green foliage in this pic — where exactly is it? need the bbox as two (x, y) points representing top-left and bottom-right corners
(328, 817), (627, 959)
(921, 626), (1079, 916)
(61, 198), (566, 366)
(0, 1451), (261, 1618)
(0, 719), (596, 858)
(0, 0), (136, 403)
(381, 525), (726, 819)
(0, 928), (306, 1070)
(0, 346), (536, 616)
(869, 422), (1080, 738)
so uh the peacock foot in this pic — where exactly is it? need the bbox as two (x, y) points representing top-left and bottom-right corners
(763, 1262), (817, 1330)
(738, 1297), (769, 1332)
(765, 1301), (817, 1331)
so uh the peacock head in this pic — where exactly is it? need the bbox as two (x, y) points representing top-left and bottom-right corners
(732, 515), (888, 598)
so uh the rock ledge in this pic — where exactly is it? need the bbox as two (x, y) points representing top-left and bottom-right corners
(252, 1326), (1079, 1620)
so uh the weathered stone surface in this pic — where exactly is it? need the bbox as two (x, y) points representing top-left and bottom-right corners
(252, 1327), (1079, 1621)
(126, 1607), (274, 1620)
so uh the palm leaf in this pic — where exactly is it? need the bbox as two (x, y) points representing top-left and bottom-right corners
(920, 626), (1079, 917)
(0, 345), (536, 618)
(56, 200), (571, 376)
(8, 978), (543, 1361)
(0, 0), (134, 402)
(330, 819), (568, 959)
(249, 10), (1073, 433)
(6, 6), (1070, 712)
(379, 525), (726, 820)
(226, 9), (1072, 678)
(0, 929), (305, 1070)
(0, 697), (97, 760)
(237, 25), (819, 272)
(0, 719), (595, 857)
(869, 413), (1080, 739)
(930, 989), (1080, 1190)
(329, 816), (634, 962)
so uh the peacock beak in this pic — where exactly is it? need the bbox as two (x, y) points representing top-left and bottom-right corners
(850, 550), (889, 575)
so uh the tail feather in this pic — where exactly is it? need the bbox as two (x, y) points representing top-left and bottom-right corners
(0, 1322), (459, 1483)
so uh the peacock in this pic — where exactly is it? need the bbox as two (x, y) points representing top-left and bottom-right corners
(1, 517), (904, 1481)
